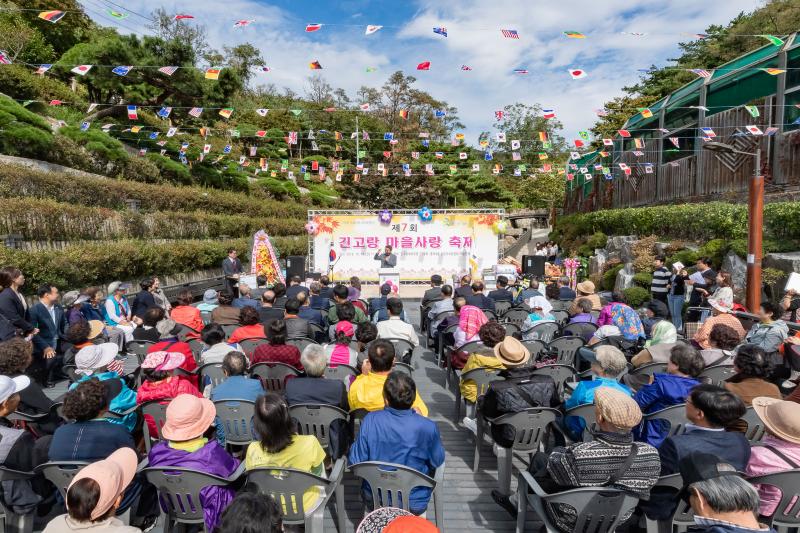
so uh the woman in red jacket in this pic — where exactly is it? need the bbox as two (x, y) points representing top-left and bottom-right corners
(170, 289), (204, 339)
(136, 350), (202, 439)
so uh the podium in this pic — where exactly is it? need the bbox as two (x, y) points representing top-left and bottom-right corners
(378, 268), (400, 290)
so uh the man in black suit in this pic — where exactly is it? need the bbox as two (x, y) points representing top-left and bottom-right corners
(285, 343), (348, 410)
(30, 283), (68, 386)
(222, 248), (243, 298)
(318, 275), (334, 301)
(286, 275), (309, 301)
(454, 275), (473, 299)
(284, 298), (312, 339)
(369, 283), (393, 320)
(557, 276), (577, 300)
(465, 280), (495, 312)
(258, 290), (284, 327)
(421, 275), (444, 308)
(488, 276), (514, 303)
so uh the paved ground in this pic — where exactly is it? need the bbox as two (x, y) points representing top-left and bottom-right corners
(44, 303), (538, 532)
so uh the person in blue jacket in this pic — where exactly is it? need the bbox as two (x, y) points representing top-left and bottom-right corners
(71, 342), (138, 432)
(633, 343), (704, 447)
(564, 345), (632, 439)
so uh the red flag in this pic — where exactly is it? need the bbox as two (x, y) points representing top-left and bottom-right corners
(174, 14), (194, 20)
(574, 139), (585, 148)
(618, 129), (631, 138)
(417, 61), (431, 70)
(306, 23), (322, 32)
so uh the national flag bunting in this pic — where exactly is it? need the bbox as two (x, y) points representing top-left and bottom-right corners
(309, 60), (323, 70)
(71, 65), (92, 76)
(433, 27), (447, 37)
(306, 23), (322, 32)
(112, 66), (132, 77)
(256, 109), (268, 117)
(399, 109), (409, 120)
(759, 34), (784, 47)
(365, 25), (382, 35)
(157, 107), (172, 118)
(746, 125), (763, 135)
(564, 31), (586, 39)
(640, 108), (653, 118)
(219, 108), (234, 119)
(763, 68), (786, 76)
(174, 14), (194, 20)
(495, 110), (504, 120)
(188, 107), (203, 118)
(513, 69), (529, 74)
(538, 132), (548, 142)
(0, 51), (10, 65)
(501, 29), (520, 39)
(689, 69), (712, 78)
(38, 10), (66, 23)
(543, 109), (555, 119)
(158, 66), (178, 76)
(205, 68), (221, 80)
(417, 61), (431, 70)
(745, 105), (760, 118)
(108, 10), (129, 19)
(461, 65), (472, 71)
(568, 68), (587, 79)
(35, 64), (53, 75)
(618, 129), (631, 138)
(127, 105), (138, 120)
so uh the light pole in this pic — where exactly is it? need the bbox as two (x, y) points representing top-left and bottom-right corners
(702, 141), (762, 313)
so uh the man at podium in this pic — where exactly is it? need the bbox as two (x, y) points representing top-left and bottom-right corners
(374, 245), (397, 268)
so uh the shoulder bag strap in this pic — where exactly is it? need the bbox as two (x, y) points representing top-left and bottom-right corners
(604, 444), (639, 486)
(763, 445), (800, 468)
(510, 380), (539, 407)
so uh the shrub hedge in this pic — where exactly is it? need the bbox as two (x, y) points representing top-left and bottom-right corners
(0, 163), (308, 220)
(0, 236), (305, 292)
(552, 202), (800, 243)
(0, 198), (306, 241)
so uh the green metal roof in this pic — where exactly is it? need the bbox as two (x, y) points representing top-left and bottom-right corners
(710, 42), (781, 80)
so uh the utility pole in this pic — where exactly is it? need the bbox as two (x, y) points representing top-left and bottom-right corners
(747, 148), (763, 313)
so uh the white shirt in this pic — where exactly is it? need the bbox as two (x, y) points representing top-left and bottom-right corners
(377, 316), (419, 347)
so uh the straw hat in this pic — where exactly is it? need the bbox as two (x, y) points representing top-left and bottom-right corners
(161, 394), (217, 441)
(68, 447), (137, 520)
(493, 337), (530, 367)
(752, 397), (800, 445)
(576, 280), (596, 295)
(87, 320), (104, 340)
(594, 387), (642, 429)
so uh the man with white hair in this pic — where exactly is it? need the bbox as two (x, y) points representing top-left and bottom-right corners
(211, 351), (262, 402)
(679, 452), (776, 533)
(284, 344), (348, 411)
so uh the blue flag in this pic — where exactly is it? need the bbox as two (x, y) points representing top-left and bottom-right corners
(383, 132), (394, 141)
(223, 145), (232, 154)
(149, 132), (159, 139)
(112, 65), (132, 76)
(485, 151), (493, 161)
(80, 122), (90, 132)
(434, 110), (446, 118)
(157, 106), (172, 118)
(433, 27), (447, 37)
(421, 139), (430, 148)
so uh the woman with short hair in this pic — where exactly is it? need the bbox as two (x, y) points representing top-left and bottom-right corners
(251, 320), (302, 370)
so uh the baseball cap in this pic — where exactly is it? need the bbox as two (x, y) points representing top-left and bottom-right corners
(0, 375), (30, 404)
(335, 321), (355, 338)
(678, 452), (740, 501)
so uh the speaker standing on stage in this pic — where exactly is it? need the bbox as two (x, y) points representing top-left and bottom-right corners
(222, 248), (243, 298)
(374, 245), (397, 269)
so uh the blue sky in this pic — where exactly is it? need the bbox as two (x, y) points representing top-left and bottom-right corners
(79, 0), (762, 143)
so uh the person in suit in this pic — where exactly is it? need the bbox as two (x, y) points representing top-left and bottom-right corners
(30, 283), (68, 387)
(285, 344), (348, 410)
(454, 275), (473, 299)
(318, 275), (334, 301)
(232, 283), (261, 310)
(373, 245), (397, 269)
(369, 283), (393, 319)
(251, 275), (268, 301)
(222, 248), (243, 298)
(488, 276), (514, 303)
(258, 290), (284, 327)
(296, 292), (325, 329)
(659, 384), (750, 475)
(465, 280), (496, 312)
(0, 266), (35, 336)
(285, 276), (309, 301)
(557, 277), (577, 300)
(131, 277), (157, 321)
(308, 282), (330, 311)
(283, 298), (312, 339)
(421, 275), (444, 308)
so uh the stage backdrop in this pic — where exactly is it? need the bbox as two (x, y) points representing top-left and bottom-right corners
(308, 209), (505, 283)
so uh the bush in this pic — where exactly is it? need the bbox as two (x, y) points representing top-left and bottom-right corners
(666, 249), (700, 270)
(633, 272), (653, 289)
(554, 201), (800, 244)
(698, 238), (727, 266)
(603, 264), (624, 291)
(0, 197), (306, 241)
(147, 154), (192, 185)
(631, 236), (657, 273)
(0, 163), (307, 220)
(623, 287), (651, 308)
(586, 231), (608, 250)
(0, 235), (306, 293)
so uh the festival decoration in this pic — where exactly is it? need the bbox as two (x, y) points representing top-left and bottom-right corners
(493, 220), (508, 234)
(501, 29), (520, 39)
(563, 258), (580, 290)
(205, 68), (221, 80)
(365, 25), (382, 35)
(378, 210), (393, 224)
(417, 207), (433, 222)
(568, 68), (587, 79)
(250, 230), (284, 285)
(433, 27), (448, 37)
(564, 31), (586, 39)
(759, 34), (784, 47)
(38, 10), (66, 23)
(304, 221), (319, 235)
(71, 65), (92, 76)
(309, 60), (323, 70)
(417, 61), (431, 70)
(306, 23), (323, 32)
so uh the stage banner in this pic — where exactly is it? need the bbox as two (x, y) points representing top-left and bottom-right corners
(308, 210), (503, 282)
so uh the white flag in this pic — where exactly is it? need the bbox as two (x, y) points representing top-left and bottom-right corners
(365, 25), (383, 35)
(87, 103), (98, 113)
(511, 140), (520, 149)
(166, 128), (177, 137)
(256, 108), (268, 116)
(203, 144), (211, 154)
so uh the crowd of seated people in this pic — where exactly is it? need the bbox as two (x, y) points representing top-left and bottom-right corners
(0, 259), (798, 533)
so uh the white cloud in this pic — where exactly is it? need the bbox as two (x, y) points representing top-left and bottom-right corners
(80, 0), (764, 142)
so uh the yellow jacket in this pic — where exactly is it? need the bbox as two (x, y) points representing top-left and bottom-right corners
(348, 372), (429, 417)
(459, 353), (506, 402)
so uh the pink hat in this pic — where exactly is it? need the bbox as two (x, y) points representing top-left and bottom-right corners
(68, 447), (137, 520)
(141, 351), (185, 371)
(335, 321), (355, 338)
(161, 394), (217, 441)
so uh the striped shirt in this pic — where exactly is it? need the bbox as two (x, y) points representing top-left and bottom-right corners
(651, 266), (670, 294)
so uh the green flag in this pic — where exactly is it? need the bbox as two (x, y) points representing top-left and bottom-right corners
(759, 35), (784, 47)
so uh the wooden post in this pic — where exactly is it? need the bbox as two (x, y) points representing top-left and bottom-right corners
(746, 148), (763, 313)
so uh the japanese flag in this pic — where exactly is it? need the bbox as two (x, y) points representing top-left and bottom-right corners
(568, 68), (587, 79)
(71, 65), (93, 76)
(603, 138), (614, 146)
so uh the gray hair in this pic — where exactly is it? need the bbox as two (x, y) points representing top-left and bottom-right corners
(301, 344), (328, 377)
(238, 283), (251, 296)
(529, 279), (539, 290)
(558, 276), (570, 285)
(309, 281), (321, 294)
(690, 474), (760, 515)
